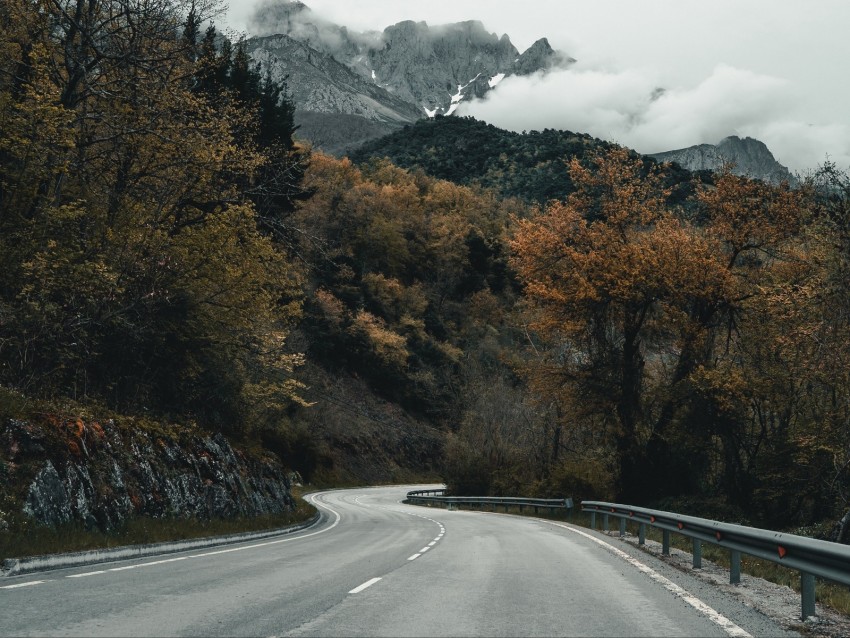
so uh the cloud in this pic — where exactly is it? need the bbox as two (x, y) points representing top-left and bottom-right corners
(458, 63), (850, 174)
(247, 0), (384, 50)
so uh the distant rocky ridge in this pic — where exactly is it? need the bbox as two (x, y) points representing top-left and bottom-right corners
(245, 1), (573, 154)
(649, 136), (797, 185)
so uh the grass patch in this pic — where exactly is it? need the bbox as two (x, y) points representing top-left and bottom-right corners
(1, 486), (316, 563)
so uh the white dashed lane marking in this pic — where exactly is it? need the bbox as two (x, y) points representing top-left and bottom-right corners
(360, 494), (446, 563)
(349, 577), (381, 594)
(0, 580), (46, 589)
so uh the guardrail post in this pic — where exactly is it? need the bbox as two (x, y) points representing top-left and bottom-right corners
(692, 539), (702, 568)
(662, 530), (670, 555)
(619, 518), (626, 537)
(603, 513), (609, 532)
(730, 550), (741, 584)
(590, 511), (596, 529)
(801, 572), (816, 620)
(638, 523), (646, 545)
(534, 506), (539, 514)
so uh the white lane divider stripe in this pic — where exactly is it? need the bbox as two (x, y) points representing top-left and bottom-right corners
(67, 570), (105, 578)
(349, 577), (381, 594)
(1, 580), (45, 589)
(547, 522), (752, 638)
(368, 496), (446, 562)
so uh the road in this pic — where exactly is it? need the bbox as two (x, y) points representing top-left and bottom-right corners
(0, 485), (796, 637)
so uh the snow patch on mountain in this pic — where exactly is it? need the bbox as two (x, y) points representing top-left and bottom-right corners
(244, 1), (574, 153)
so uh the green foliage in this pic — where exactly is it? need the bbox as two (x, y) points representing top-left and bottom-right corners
(351, 116), (618, 204)
(0, 0), (305, 438)
(292, 154), (524, 423)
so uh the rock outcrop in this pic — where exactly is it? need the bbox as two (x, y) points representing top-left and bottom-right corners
(649, 136), (797, 185)
(2, 417), (295, 532)
(245, 1), (573, 154)
(247, 34), (421, 125)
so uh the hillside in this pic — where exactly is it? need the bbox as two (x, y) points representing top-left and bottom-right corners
(349, 116), (701, 206)
(349, 116), (614, 204)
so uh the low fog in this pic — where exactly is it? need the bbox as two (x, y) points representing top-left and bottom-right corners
(458, 61), (847, 174)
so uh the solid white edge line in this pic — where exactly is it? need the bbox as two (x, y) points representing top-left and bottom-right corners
(349, 577), (381, 594)
(1, 580), (45, 589)
(546, 522), (753, 638)
(79, 493), (344, 576)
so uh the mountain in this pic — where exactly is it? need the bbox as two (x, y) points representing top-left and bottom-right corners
(245, 33), (423, 152)
(245, 1), (573, 154)
(649, 136), (797, 185)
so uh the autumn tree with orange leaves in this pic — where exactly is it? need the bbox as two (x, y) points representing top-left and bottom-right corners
(511, 148), (812, 510)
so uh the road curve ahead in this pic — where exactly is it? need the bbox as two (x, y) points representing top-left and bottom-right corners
(1, 485), (795, 637)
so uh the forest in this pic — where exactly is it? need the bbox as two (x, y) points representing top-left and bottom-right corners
(2, 0), (850, 535)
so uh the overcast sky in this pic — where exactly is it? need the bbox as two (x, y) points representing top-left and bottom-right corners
(225, 1), (850, 174)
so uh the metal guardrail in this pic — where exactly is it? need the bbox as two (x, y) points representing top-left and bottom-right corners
(406, 489), (574, 515)
(582, 500), (850, 620)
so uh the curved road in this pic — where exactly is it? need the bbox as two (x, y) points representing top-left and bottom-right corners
(0, 485), (795, 637)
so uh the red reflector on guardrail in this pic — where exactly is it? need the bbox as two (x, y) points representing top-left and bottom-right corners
(778, 546), (787, 558)
(650, 515), (656, 523)
(677, 522), (684, 530)
(610, 508), (615, 512)
(629, 511), (634, 517)
(716, 531), (723, 541)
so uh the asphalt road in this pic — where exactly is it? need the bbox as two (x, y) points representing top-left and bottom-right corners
(0, 485), (797, 637)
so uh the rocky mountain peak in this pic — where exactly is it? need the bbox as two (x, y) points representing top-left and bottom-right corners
(514, 37), (576, 75)
(243, 1), (574, 153)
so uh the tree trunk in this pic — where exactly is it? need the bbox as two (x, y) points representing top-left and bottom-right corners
(838, 510), (850, 544)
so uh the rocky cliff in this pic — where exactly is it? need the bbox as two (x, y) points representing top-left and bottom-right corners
(1, 416), (295, 533)
(245, 1), (573, 154)
(649, 136), (797, 185)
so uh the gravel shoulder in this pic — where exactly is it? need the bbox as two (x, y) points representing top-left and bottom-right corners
(606, 529), (850, 638)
